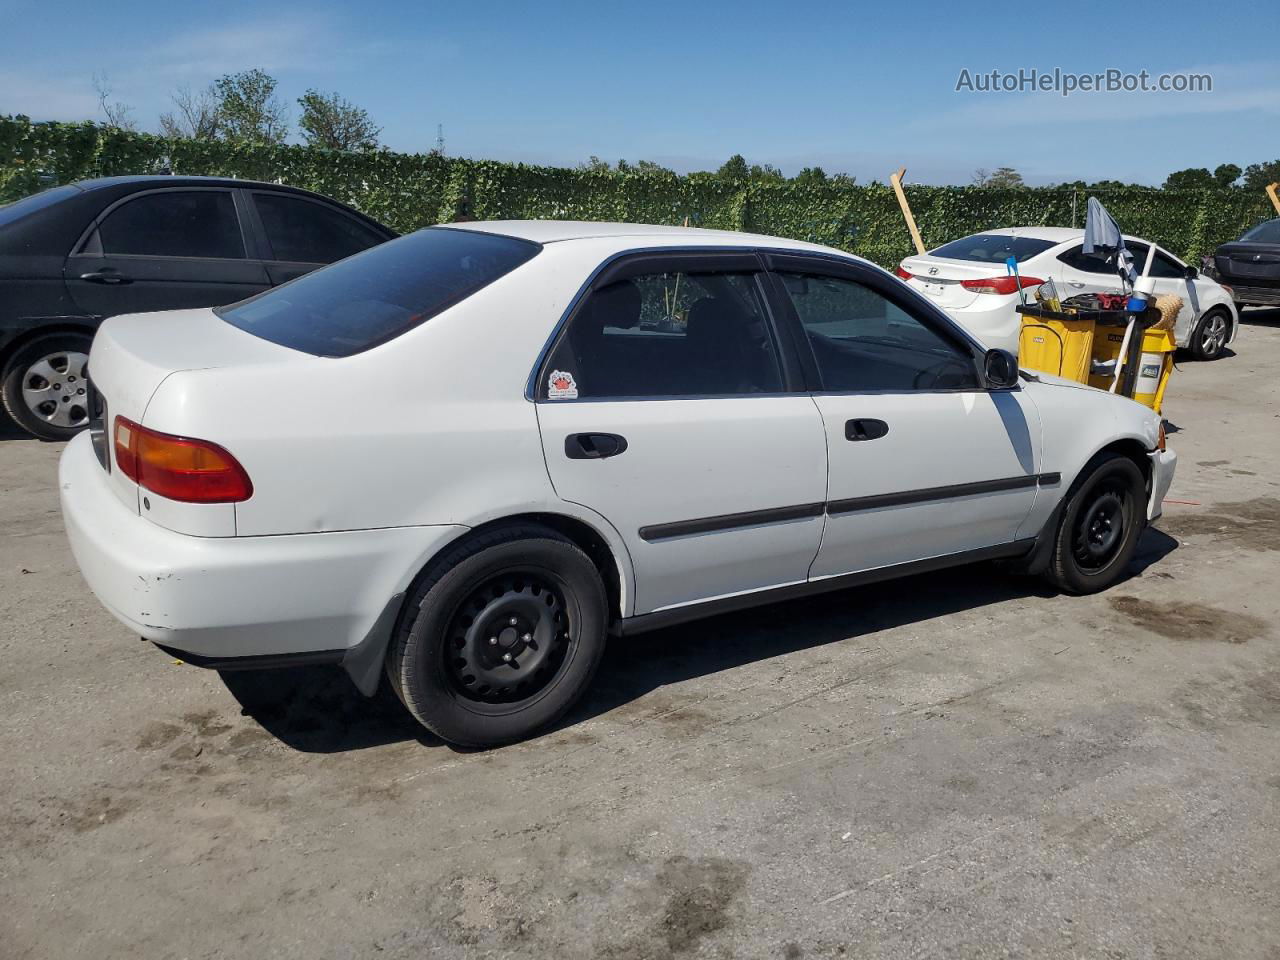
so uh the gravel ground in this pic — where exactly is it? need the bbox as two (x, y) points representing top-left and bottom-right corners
(3, 309), (1279, 959)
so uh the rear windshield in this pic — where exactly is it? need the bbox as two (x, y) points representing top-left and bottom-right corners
(929, 234), (1056, 264)
(1242, 219), (1280, 244)
(217, 227), (541, 356)
(0, 185), (80, 227)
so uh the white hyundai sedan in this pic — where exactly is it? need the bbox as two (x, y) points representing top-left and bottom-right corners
(898, 227), (1239, 359)
(61, 222), (1176, 747)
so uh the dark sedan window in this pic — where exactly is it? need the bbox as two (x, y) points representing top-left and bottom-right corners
(0, 185), (81, 226)
(97, 191), (244, 259)
(1242, 220), (1280, 244)
(217, 227), (540, 357)
(929, 234), (1056, 264)
(254, 193), (387, 264)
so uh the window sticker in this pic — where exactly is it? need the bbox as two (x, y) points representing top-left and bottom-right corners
(548, 370), (578, 400)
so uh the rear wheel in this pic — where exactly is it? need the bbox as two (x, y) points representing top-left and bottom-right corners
(1045, 453), (1146, 595)
(1188, 309), (1230, 361)
(1, 333), (94, 441)
(385, 524), (608, 748)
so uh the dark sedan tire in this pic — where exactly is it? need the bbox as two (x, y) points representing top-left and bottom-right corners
(1, 332), (95, 441)
(385, 524), (608, 748)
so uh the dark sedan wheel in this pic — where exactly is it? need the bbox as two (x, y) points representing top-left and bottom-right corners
(1046, 453), (1146, 595)
(1189, 309), (1230, 361)
(1, 333), (95, 441)
(386, 524), (608, 748)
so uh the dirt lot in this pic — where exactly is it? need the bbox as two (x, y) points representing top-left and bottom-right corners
(3, 310), (1280, 960)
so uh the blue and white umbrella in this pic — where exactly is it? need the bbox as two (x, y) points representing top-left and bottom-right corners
(1082, 196), (1135, 285)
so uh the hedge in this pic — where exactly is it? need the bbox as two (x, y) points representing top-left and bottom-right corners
(2, 115), (1272, 268)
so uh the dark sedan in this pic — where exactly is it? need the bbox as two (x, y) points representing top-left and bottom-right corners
(1, 176), (396, 440)
(1212, 218), (1280, 310)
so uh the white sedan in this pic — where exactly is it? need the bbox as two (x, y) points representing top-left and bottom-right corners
(898, 227), (1239, 359)
(60, 222), (1176, 747)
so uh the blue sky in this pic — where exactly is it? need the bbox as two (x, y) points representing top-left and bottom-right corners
(2, 0), (1276, 185)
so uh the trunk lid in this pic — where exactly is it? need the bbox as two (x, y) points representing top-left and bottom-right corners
(1214, 242), (1280, 285)
(87, 308), (300, 512)
(899, 256), (1027, 309)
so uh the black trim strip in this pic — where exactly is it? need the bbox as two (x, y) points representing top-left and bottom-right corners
(638, 473), (1061, 542)
(639, 502), (826, 542)
(828, 472), (1060, 516)
(153, 643), (345, 671)
(617, 539), (1037, 635)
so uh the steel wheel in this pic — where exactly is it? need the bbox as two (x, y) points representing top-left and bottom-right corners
(22, 350), (90, 430)
(444, 570), (573, 708)
(1071, 481), (1128, 573)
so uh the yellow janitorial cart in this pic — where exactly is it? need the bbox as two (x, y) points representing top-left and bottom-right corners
(1015, 296), (1177, 414)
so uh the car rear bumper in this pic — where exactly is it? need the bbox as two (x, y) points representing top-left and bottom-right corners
(1223, 284), (1280, 306)
(1148, 448), (1177, 521)
(59, 432), (464, 666)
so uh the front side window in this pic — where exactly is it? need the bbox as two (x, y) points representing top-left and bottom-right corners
(1125, 243), (1185, 279)
(780, 272), (979, 392)
(97, 190), (244, 259)
(254, 193), (386, 264)
(218, 227), (539, 356)
(542, 269), (782, 399)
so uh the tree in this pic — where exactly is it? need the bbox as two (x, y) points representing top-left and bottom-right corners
(577, 156), (614, 174)
(159, 84), (221, 140)
(717, 154), (749, 179)
(1163, 167), (1214, 190)
(793, 166), (828, 186)
(297, 89), (380, 151)
(1213, 163), (1242, 188)
(974, 166), (1024, 188)
(214, 69), (288, 145)
(1242, 160), (1280, 193)
(92, 74), (135, 131)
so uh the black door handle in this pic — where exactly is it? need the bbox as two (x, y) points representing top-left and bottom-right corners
(80, 270), (132, 285)
(845, 419), (889, 441)
(565, 433), (628, 459)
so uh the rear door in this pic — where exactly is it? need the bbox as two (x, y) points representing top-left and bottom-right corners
(767, 254), (1045, 580)
(246, 190), (390, 286)
(535, 251), (828, 615)
(64, 188), (269, 318)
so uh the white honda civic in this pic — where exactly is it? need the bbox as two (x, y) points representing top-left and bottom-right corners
(898, 227), (1239, 359)
(60, 222), (1176, 747)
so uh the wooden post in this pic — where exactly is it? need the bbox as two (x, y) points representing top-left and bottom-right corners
(1267, 182), (1280, 216)
(890, 166), (926, 256)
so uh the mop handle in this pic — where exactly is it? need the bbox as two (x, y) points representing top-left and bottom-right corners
(1111, 317), (1136, 393)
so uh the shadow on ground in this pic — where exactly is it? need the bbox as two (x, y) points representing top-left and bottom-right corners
(222, 527), (1178, 755)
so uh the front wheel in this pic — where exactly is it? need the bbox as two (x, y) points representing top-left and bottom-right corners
(1188, 309), (1230, 361)
(1, 332), (94, 441)
(385, 524), (608, 748)
(1045, 453), (1146, 595)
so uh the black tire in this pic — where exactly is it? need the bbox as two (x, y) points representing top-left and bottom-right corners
(1188, 308), (1231, 361)
(1, 332), (95, 441)
(385, 524), (608, 748)
(1045, 453), (1146, 595)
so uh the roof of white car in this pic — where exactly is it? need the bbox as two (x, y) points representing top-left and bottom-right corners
(440, 219), (831, 250)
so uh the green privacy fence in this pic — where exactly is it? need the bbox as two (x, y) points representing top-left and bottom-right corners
(3, 115), (1272, 267)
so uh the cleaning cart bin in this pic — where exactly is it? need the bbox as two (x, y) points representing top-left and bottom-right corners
(1133, 327), (1175, 413)
(1018, 314), (1096, 382)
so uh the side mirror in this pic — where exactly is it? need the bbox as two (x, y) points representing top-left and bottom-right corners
(983, 348), (1019, 390)
(1183, 265), (1199, 280)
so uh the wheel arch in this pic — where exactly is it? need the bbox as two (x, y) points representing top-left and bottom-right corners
(0, 321), (98, 372)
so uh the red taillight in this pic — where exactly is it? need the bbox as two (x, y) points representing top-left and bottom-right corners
(896, 265), (913, 280)
(961, 275), (1045, 295)
(113, 416), (253, 504)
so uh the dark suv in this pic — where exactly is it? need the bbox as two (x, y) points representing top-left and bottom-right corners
(0, 176), (396, 439)
(1212, 218), (1280, 310)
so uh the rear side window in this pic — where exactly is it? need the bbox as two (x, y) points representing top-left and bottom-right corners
(541, 269), (782, 399)
(930, 234), (1055, 264)
(0, 185), (80, 226)
(253, 192), (386, 264)
(218, 227), (540, 357)
(97, 190), (244, 258)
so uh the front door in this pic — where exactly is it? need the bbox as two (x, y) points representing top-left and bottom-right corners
(64, 188), (269, 319)
(767, 257), (1045, 581)
(535, 253), (828, 615)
